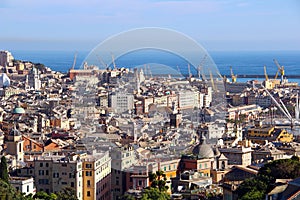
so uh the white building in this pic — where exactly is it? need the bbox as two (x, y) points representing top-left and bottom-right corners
(109, 92), (134, 114)
(0, 50), (14, 67)
(26, 68), (41, 90)
(10, 177), (36, 195)
(0, 73), (10, 88)
(177, 90), (198, 110)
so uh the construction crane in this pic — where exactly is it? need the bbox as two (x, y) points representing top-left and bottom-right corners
(209, 70), (217, 91)
(264, 65), (269, 81)
(197, 54), (207, 80)
(261, 84), (293, 129)
(273, 59), (284, 83)
(187, 63), (192, 78)
(111, 53), (117, 70)
(71, 52), (77, 70)
(147, 65), (152, 79)
(230, 66), (237, 83)
(96, 54), (108, 69)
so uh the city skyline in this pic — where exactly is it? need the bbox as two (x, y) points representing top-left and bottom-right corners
(0, 0), (300, 51)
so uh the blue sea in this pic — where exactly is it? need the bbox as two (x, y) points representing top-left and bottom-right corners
(11, 50), (300, 82)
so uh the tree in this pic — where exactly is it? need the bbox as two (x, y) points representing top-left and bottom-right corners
(142, 170), (170, 200)
(149, 170), (169, 192)
(141, 187), (170, 200)
(56, 187), (78, 200)
(33, 191), (57, 200)
(237, 158), (300, 199)
(0, 156), (9, 183)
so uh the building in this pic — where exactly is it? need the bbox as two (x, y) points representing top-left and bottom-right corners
(32, 152), (111, 200)
(26, 67), (41, 91)
(82, 152), (111, 200)
(219, 146), (252, 166)
(0, 73), (10, 88)
(247, 122), (293, 144)
(10, 177), (35, 195)
(109, 92), (134, 114)
(6, 127), (24, 162)
(0, 50), (14, 67)
(110, 145), (137, 200)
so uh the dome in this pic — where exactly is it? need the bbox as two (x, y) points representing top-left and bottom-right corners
(13, 107), (25, 114)
(192, 135), (214, 159)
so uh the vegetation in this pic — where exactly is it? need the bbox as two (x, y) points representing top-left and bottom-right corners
(0, 156), (9, 183)
(237, 157), (300, 199)
(142, 170), (170, 200)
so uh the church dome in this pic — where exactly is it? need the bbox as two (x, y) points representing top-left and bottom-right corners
(192, 135), (214, 158)
(13, 107), (25, 114)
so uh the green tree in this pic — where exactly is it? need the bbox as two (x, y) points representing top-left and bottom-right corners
(33, 191), (57, 200)
(149, 170), (168, 192)
(56, 187), (78, 200)
(237, 158), (300, 199)
(0, 179), (28, 200)
(142, 170), (170, 200)
(141, 187), (170, 200)
(0, 156), (9, 183)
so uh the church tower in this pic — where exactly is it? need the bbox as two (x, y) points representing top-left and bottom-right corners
(6, 126), (24, 162)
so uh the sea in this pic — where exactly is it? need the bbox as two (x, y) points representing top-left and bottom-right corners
(10, 50), (300, 83)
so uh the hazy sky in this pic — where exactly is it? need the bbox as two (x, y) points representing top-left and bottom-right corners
(0, 0), (299, 51)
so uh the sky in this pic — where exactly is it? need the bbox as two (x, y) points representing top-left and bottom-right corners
(0, 0), (300, 51)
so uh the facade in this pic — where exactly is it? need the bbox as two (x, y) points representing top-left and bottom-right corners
(110, 146), (137, 200)
(82, 152), (111, 200)
(0, 50), (14, 67)
(26, 68), (41, 91)
(248, 124), (293, 144)
(10, 177), (36, 195)
(109, 92), (134, 114)
(219, 146), (252, 166)
(6, 128), (24, 162)
(32, 152), (111, 200)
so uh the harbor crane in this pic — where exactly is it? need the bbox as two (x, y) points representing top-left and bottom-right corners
(261, 84), (293, 129)
(264, 65), (269, 81)
(209, 70), (217, 91)
(187, 63), (192, 78)
(230, 66), (237, 83)
(71, 52), (77, 70)
(111, 53), (117, 70)
(96, 54), (108, 69)
(273, 59), (284, 83)
(197, 54), (207, 80)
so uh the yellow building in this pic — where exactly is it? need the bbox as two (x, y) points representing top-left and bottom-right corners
(160, 159), (181, 193)
(82, 152), (111, 200)
(248, 124), (293, 144)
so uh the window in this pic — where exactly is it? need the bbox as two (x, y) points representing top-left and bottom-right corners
(40, 163), (43, 167)
(87, 180), (91, 186)
(19, 143), (22, 152)
(71, 182), (75, 187)
(87, 191), (91, 197)
(86, 163), (92, 168)
(86, 171), (92, 176)
(46, 163), (49, 167)
(46, 170), (49, 175)
(27, 185), (29, 192)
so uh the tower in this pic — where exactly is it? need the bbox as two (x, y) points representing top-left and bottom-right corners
(6, 126), (24, 162)
(26, 67), (41, 90)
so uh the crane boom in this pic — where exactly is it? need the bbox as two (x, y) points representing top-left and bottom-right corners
(111, 53), (117, 70)
(72, 52), (77, 70)
(273, 59), (284, 83)
(264, 65), (269, 81)
(230, 66), (237, 83)
(96, 55), (108, 68)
